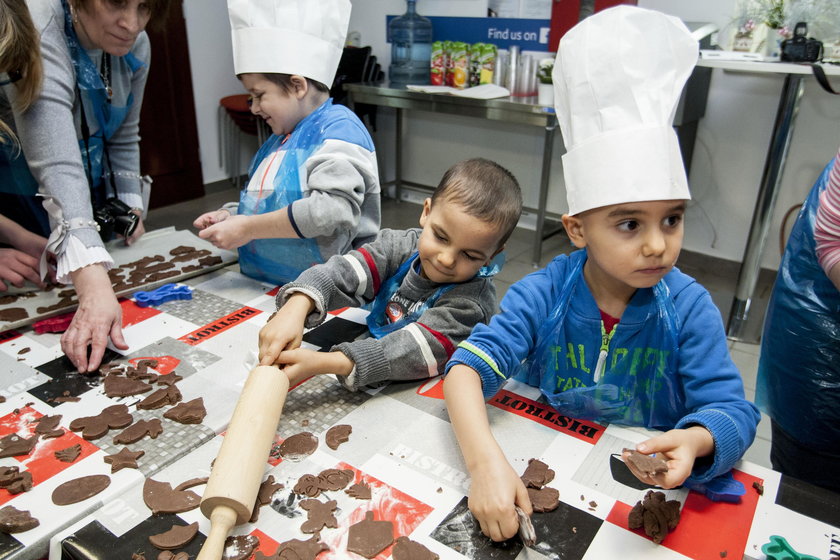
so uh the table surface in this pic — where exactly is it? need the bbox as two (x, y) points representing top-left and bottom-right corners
(697, 57), (840, 75)
(0, 261), (836, 560)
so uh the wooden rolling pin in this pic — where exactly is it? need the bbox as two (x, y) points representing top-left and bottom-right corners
(197, 365), (290, 560)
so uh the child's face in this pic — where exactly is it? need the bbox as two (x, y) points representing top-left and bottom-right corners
(240, 74), (307, 137)
(563, 200), (686, 297)
(417, 198), (504, 284)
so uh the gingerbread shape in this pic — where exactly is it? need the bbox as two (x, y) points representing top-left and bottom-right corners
(55, 444), (82, 463)
(222, 534), (260, 560)
(250, 475), (284, 523)
(623, 448), (669, 477)
(34, 414), (64, 439)
(317, 468), (354, 491)
(103, 374), (154, 398)
(0, 505), (39, 533)
(0, 434), (37, 458)
(278, 431), (318, 460)
(113, 418), (163, 445)
(256, 535), (328, 560)
(148, 521), (199, 550)
(52, 474), (111, 506)
(345, 482), (371, 500)
(325, 424), (352, 450)
(299, 499), (338, 534)
(143, 478), (201, 514)
(0, 467), (32, 494)
(293, 474), (322, 498)
(520, 458), (555, 489)
(392, 536), (440, 560)
(163, 397), (205, 424)
(104, 447), (145, 472)
(69, 404), (133, 440)
(347, 511), (394, 558)
(628, 490), (681, 544)
(137, 385), (182, 410)
(527, 486), (560, 512)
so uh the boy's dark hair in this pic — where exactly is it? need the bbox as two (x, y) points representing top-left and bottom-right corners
(431, 158), (523, 246)
(260, 73), (330, 94)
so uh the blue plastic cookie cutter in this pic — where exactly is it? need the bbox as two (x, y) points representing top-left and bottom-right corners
(761, 535), (821, 560)
(683, 470), (746, 502)
(133, 283), (192, 307)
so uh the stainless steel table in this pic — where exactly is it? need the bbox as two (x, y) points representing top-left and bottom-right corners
(696, 59), (840, 341)
(345, 84), (560, 266)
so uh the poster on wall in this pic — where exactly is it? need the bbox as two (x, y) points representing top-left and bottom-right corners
(489, 0), (552, 19)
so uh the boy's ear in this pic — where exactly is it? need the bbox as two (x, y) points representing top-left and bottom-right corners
(419, 198), (432, 227)
(291, 75), (308, 99)
(561, 214), (587, 248)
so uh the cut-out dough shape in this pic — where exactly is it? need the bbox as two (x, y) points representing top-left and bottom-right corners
(148, 521), (199, 550)
(163, 397), (206, 424)
(347, 511), (394, 559)
(325, 424), (351, 450)
(143, 478), (201, 514)
(0, 505), (39, 533)
(299, 499), (337, 534)
(69, 404), (133, 440)
(52, 474), (111, 505)
(113, 418), (163, 445)
(104, 447), (145, 472)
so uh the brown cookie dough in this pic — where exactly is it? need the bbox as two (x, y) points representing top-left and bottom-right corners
(527, 486), (560, 513)
(325, 424), (352, 450)
(157, 553), (189, 560)
(104, 447), (145, 472)
(392, 536), (440, 560)
(0, 505), (39, 533)
(345, 482), (371, 500)
(292, 474), (322, 498)
(299, 499), (338, 534)
(171, 250), (211, 264)
(250, 475), (284, 523)
(52, 474), (111, 505)
(174, 477), (209, 492)
(156, 373), (183, 387)
(55, 443), (82, 463)
(520, 458), (555, 489)
(34, 414), (64, 439)
(162, 397), (206, 424)
(198, 255), (223, 267)
(136, 385), (182, 410)
(148, 521), (199, 550)
(261, 535), (328, 560)
(0, 308), (29, 323)
(103, 374), (154, 398)
(278, 432), (318, 460)
(317, 468), (354, 491)
(0, 434), (38, 458)
(169, 246), (196, 256)
(143, 478), (201, 514)
(113, 418), (163, 445)
(623, 448), (669, 477)
(0, 467), (32, 494)
(628, 490), (681, 544)
(347, 511), (394, 559)
(69, 404), (133, 439)
(223, 534), (260, 560)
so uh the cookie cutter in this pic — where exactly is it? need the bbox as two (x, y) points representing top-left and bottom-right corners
(761, 535), (821, 560)
(133, 283), (192, 307)
(683, 470), (745, 503)
(515, 506), (536, 547)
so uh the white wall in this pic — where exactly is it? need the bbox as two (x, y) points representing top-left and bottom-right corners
(183, 0), (840, 270)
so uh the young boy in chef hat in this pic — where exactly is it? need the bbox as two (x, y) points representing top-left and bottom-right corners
(194, 0), (380, 286)
(442, 6), (760, 542)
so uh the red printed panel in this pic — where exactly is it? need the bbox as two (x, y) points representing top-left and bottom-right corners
(606, 469), (762, 559)
(0, 407), (99, 505)
(0, 331), (22, 344)
(177, 306), (262, 346)
(120, 298), (162, 327)
(129, 355), (180, 375)
(416, 377), (445, 400)
(266, 286), (280, 297)
(489, 389), (605, 445)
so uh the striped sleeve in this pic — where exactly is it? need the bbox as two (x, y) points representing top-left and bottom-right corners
(815, 148), (840, 275)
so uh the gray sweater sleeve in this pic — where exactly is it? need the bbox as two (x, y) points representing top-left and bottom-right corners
(277, 228), (498, 389)
(11, 0), (150, 253)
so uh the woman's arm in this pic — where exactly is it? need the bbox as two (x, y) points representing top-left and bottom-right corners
(814, 147), (840, 291)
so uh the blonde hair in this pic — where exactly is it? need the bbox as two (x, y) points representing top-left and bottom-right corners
(0, 0), (43, 144)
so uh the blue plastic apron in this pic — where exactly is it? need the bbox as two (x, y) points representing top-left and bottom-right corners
(237, 101), (334, 285)
(520, 250), (684, 429)
(366, 251), (503, 339)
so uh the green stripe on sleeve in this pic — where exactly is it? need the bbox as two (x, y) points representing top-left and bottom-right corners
(458, 341), (507, 380)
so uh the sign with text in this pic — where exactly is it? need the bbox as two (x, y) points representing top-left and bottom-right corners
(387, 15), (551, 51)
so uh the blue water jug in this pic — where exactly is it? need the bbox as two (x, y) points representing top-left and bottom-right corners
(388, 0), (433, 88)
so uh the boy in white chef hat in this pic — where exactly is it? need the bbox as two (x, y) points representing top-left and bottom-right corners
(194, 0), (381, 286)
(443, 6), (759, 541)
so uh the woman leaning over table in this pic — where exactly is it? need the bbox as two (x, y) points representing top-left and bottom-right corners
(0, 0), (169, 372)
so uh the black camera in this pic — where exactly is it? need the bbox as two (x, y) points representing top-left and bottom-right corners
(94, 197), (139, 239)
(781, 22), (823, 62)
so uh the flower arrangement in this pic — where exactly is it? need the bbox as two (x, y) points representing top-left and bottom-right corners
(537, 58), (554, 85)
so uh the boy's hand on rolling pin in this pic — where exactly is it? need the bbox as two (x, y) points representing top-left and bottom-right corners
(258, 294), (314, 365)
(624, 425), (715, 489)
(193, 209), (230, 230)
(275, 348), (353, 386)
(468, 457), (532, 542)
(197, 214), (252, 250)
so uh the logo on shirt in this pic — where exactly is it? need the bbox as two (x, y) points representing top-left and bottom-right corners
(385, 301), (405, 324)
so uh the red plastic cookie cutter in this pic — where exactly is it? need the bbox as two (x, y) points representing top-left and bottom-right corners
(33, 311), (75, 334)
(133, 283), (193, 307)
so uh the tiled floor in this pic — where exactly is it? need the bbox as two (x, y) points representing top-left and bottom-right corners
(148, 184), (775, 469)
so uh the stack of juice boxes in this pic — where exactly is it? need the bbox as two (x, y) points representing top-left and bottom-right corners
(430, 41), (497, 89)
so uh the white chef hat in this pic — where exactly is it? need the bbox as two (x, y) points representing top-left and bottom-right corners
(552, 6), (698, 216)
(228, 0), (351, 87)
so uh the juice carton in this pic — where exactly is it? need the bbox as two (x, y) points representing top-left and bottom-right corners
(480, 43), (497, 85)
(469, 43), (484, 87)
(450, 41), (470, 89)
(430, 41), (446, 85)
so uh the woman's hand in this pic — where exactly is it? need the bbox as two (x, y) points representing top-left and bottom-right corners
(622, 426), (715, 489)
(0, 249), (43, 291)
(125, 213), (145, 246)
(193, 209), (230, 230)
(61, 264), (129, 372)
(197, 214), (253, 250)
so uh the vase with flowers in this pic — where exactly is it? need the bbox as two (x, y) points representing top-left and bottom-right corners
(729, 0), (791, 59)
(537, 57), (554, 106)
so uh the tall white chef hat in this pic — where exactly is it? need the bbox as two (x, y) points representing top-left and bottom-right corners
(228, 0), (351, 87)
(552, 6), (698, 215)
